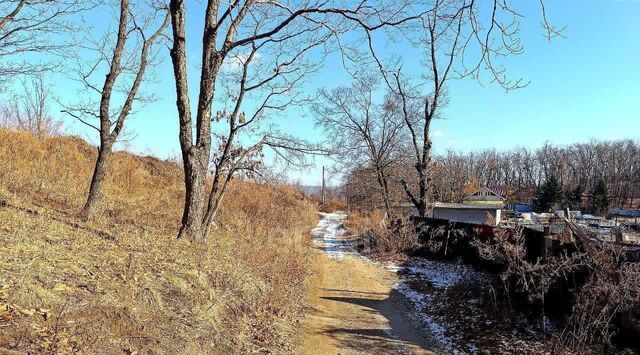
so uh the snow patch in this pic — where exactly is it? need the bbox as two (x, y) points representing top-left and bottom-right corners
(390, 259), (490, 353)
(311, 212), (355, 260)
(398, 259), (478, 288)
(393, 282), (454, 350)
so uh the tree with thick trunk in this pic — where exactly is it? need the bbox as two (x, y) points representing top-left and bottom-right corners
(63, 0), (169, 219)
(168, 0), (420, 241)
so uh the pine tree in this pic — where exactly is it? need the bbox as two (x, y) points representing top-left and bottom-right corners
(564, 185), (583, 210)
(535, 176), (564, 212)
(591, 179), (610, 216)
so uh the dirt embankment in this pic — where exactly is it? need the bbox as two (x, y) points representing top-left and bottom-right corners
(0, 128), (318, 354)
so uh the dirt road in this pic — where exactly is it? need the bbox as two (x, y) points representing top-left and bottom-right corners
(299, 213), (438, 355)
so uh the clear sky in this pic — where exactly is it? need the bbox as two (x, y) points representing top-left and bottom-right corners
(5, 0), (640, 186)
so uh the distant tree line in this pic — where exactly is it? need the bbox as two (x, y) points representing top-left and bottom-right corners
(431, 140), (640, 209)
(344, 139), (640, 215)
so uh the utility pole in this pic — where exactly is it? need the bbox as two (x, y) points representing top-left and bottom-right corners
(321, 166), (326, 209)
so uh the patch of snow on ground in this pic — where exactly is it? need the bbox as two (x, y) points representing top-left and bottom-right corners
(390, 259), (490, 353)
(393, 282), (453, 351)
(311, 212), (355, 260)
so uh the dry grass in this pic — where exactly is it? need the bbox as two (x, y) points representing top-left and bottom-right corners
(319, 199), (348, 213)
(343, 209), (386, 237)
(0, 128), (318, 354)
(344, 209), (418, 262)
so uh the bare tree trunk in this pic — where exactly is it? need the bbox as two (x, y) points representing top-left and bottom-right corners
(178, 148), (210, 241)
(170, 0), (216, 241)
(402, 167), (428, 217)
(417, 169), (428, 217)
(202, 174), (232, 238)
(70, 1), (168, 220)
(81, 141), (113, 218)
(416, 127), (433, 217)
(374, 165), (393, 217)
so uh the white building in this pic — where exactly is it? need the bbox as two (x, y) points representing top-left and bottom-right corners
(432, 202), (502, 226)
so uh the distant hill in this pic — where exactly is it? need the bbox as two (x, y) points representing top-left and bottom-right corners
(296, 185), (342, 199)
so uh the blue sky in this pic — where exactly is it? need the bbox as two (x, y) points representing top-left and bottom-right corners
(5, 0), (640, 186)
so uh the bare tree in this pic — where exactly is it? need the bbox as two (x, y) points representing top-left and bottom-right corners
(0, 0), (91, 86)
(315, 75), (405, 217)
(1, 75), (61, 136)
(198, 14), (340, 234)
(62, 0), (169, 219)
(367, 0), (560, 217)
(167, 0), (421, 241)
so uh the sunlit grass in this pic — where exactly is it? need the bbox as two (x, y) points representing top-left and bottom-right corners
(0, 128), (318, 353)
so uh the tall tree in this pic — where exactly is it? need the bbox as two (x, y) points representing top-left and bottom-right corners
(565, 185), (583, 211)
(534, 175), (563, 212)
(168, 0), (418, 241)
(62, 0), (169, 219)
(315, 76), (405, 217)
(363, 0), (560, 217)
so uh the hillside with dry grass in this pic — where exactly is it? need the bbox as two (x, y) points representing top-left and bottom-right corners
(0, 128), (318, 353)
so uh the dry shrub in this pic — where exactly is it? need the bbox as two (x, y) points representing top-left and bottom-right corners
(0, 128), (318, 353)
(561, 246), (640, 352)
(346, 210), (418, 260)
(473, 228), (586, 303)
(473, 223), (640, 352)
(344, 209), (386, 236)
(369, 218), (420, 258)
(319, 199), (348, 213)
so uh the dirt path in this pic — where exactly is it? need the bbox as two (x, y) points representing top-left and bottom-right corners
(299, 213), (438, 355)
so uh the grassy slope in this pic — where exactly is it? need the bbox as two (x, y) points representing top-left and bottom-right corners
(0, 128), (317, 354)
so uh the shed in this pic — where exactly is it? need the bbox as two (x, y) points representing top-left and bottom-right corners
(432, 202), (502, 226)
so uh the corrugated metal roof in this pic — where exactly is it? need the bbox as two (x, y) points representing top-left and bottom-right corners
(488, 186), (508, 198)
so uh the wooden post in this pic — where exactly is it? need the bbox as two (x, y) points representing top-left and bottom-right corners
(321, 166), (325, 210)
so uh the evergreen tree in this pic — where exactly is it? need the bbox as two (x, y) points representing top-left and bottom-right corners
(591, 179), (610, 216)
(535, 176), (564, 212)
(564, 185), (583, 210)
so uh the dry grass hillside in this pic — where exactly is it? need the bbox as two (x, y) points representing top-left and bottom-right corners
(0, 128), (318, 354)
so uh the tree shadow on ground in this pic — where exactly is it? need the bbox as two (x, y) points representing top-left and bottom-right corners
(317, 288), (438, 354)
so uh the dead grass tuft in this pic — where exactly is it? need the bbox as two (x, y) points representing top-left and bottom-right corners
(344, 209), (386, 236)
